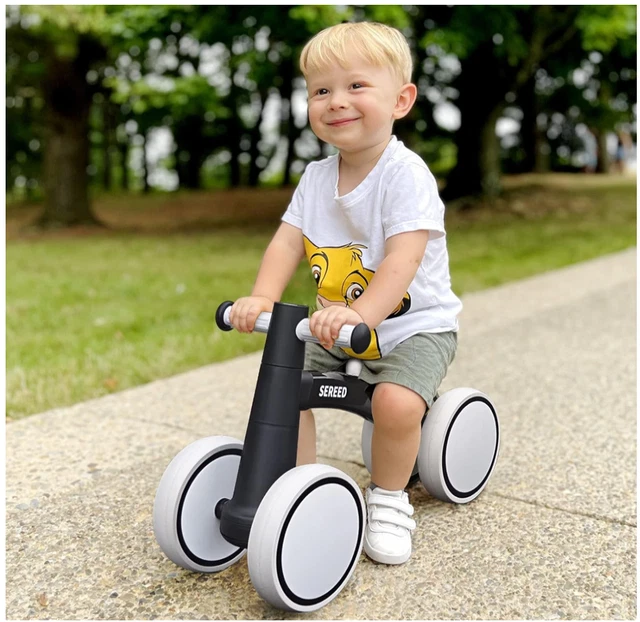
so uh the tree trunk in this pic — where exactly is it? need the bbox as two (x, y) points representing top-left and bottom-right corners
(39, 56), (101, 227)
(443, 99), (503, 200)
(175, 115), (206, 189)
(283, 103), (302, 187)
(119, 138), (129, 191)
(442, 43), (507, 200)
(115, 107), (130, 191)
(594, 83), (611, 173)
(594, 129), (610, 173)
(279, 56), (298, 187)
(520, 75), (550, 174)
(520, 75), (536, 172)
(102, 100), (113, 190)
(248, 92), (266, 187)
(533, 124), (549, 173)
(23, 95), (36, 201)
(227, 83), (243, 187)
(141, 132), (150, 193)
(479, 107), (503, 196)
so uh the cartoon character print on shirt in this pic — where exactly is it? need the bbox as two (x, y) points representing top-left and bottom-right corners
(303, 236), (411, 360)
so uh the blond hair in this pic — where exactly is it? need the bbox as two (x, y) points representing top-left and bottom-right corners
(299, 22), (413, 85)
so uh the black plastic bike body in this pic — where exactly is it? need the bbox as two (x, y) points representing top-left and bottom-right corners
(215, 301), (374, 548)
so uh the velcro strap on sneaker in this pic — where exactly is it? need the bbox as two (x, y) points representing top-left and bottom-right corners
(368, 494), (415, 516)
(370, 508), (417, 532)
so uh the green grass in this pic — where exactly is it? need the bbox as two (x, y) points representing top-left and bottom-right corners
(447, 182), (637, 290)
(6, 177), (636, 419)
(6, 229), (316, 419)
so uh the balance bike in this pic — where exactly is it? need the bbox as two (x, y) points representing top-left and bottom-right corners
(153, 301), (500, 612)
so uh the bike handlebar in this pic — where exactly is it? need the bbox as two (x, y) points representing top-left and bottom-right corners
(215, 301), (371, 355)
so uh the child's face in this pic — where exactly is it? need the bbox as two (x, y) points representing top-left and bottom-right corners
(305, 58), (406, 154)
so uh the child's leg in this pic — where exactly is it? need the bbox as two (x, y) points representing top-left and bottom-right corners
(364, 382), (424, 565)
(370, 382), (425, 490)
(298, 341), (347, 467)
(296, 409), (317, 465)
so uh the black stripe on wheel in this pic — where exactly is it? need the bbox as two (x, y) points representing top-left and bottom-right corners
(177, 447), (244, 566)
(442, 397), (499, 499)
(276, 477), (363, 607)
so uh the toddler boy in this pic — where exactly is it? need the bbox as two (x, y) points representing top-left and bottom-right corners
(229, 21), (461, 565)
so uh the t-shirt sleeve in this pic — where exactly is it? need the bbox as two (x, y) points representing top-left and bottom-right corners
(281, 167), (309, 230)
(381, 162), (445, 240)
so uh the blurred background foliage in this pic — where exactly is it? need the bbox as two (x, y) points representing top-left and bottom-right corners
(6, 4), (637, 227)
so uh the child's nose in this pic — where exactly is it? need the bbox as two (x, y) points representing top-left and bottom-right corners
(328, 92), (348, 110)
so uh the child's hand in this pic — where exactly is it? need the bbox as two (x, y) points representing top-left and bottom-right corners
(309, 306), (364, 350)
(229, 296), (274, 333)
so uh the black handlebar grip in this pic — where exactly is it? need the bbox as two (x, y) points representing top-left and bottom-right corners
(215, 300), (234, 331)
(350, 323), (371, 354)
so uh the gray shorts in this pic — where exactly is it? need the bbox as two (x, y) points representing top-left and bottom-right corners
(304, 331), (458, 408)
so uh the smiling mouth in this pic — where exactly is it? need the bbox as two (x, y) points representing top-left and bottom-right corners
(327, 118), (359, 127)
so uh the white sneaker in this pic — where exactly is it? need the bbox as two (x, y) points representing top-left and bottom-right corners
(364, 487), (416, 565)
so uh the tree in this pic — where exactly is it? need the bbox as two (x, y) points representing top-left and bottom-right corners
(6, 7), (112, 226)
(6, 5), (636, 219)
(423, 5), (636, 200)
(216, 5), (353, 186)
(6, 5), (196, 225)
(516, 6), (636, 174)
(102, 6), (351, 189)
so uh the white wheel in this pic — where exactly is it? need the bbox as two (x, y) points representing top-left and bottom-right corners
(153, 436), (246, 573)
(361, 419), (419, 485)
(418, 388), (499, 504)
(247, 464), (365, 612)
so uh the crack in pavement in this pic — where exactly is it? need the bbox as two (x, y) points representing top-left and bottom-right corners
(317, 454), (637, 529)
(124, 415), (211, 435)
(117, 434), (637, 530)
(489, 491), (636, 528)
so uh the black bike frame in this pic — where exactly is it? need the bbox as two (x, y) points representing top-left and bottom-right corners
(219, 302), (374, 548)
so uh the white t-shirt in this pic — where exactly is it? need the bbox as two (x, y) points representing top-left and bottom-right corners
(282, 135), (462, 360)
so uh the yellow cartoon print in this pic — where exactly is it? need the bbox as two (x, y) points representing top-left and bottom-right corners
(303, 236), (411, 360)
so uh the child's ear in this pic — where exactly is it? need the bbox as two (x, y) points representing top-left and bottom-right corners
(393, 83), (418, 120)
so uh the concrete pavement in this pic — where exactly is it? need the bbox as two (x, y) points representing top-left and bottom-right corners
(5, 248), (637, 619)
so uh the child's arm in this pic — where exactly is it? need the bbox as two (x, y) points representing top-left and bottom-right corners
(351, 230), (429, 328)
(229, 222), (305, 332)
(252, 222), (306, 299)
(309, 230), (428, 347)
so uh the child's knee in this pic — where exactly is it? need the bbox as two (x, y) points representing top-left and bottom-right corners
(371, 383), (425, 431)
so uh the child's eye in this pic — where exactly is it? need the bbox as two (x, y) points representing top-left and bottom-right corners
(351, 83), (363, 89)
(314, 88), (329, 96)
